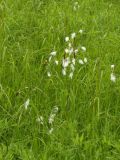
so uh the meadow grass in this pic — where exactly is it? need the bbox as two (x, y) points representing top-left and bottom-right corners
(0, 0), (120, 159)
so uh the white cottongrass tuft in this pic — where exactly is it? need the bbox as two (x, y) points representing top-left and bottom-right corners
(73, 2), (80, 11)
(47, 72), (51, 77)
(48, 114), (56, 124)
(48, 106), (59, 125)
(110, 73), (116, 82)
(68, 43), (72, 48)
(36, 116), (44, 125)
(55, 60), (59, 65)
(79, 29), (83, 34)
(65, 48), (69, 54)
(71, 33), (76, 39)
(53, 106), (59, 113)
(110, 65), (116, 82)
(74, 49), (78, 54)
(62, 58), (70, 68)
(78, 59), (84, 65)
(74, 2), (79, 5)
(65, 37), (69, 42)
(69, 72), (74, 79)
(49, 56), (52, 62)
(50, 51), (57, 56)
(49, 128), (54, 134)
(84, 57), (87, 63)
(111, 64), (115, 69)
(72, 58), (76, 65)
(69, 48), (74, 55)
(24, 99), (30, 110)
(62, 68), (66, 76)
(73, 6), (77, 11)
(70, 64), (75, 71)
(81, 46), (86, 52)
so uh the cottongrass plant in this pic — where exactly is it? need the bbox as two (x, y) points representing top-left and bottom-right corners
(73, 2), (80, 11)
(47, 30), (88, 79)
(24, 99), (30, 110)
(48, 106), (59, 134)
(36, 116), (44, 125)
(110, 65), (116, 82)
(1, 1), (119, 159)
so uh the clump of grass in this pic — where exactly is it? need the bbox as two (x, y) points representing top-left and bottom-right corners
(47, 30), (88, 79)
(0, 0), (120, 159)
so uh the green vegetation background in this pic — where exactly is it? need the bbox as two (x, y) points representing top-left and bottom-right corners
(0, 0), (120, 159)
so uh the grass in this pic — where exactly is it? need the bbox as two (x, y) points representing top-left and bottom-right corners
(0, 0), (120, 159)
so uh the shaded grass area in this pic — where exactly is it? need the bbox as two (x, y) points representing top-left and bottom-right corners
(0, 0), (120, 159)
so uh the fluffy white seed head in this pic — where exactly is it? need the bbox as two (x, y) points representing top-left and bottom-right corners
(111, 64), (115, 69)
(24, 99), (30, 110)
(65, 37), (69, 42)
(75, 49), (78, 54)
(81, 46), (86, 52)
(49, 56), (52, 62)
(49, 128), (53, 134)
(69, 72), (74, 79)
(74, 2), (79, 5)
(71, 33), (76, 39)
(36, 116), (44, 125)
(84, 57), (87, 63)
(48, 106), (59, 125)
(49, 114), (56, 124)
(70, 64), (75, 71)
(72, 58), (76, 65)
(79, 29), (83, 34)
(62, 68), (66, 76)
(79, 59), (84, 65)
(47, 72), (51, 77)
(110, 73), (116, 82)
(73, 2), (80, 11)
(55, 60), (59, 65)
(69, 48), (74, 55)
(65, 48), (69, 54)
(62, 58), (70, 68)
(68, 43), (72, 48)
(50, 51), (56, 56)
(53, 106), (59, 113)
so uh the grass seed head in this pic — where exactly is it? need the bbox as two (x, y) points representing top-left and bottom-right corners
(65, 48), (69, 54)
(24, 99), (30, 110)
(36, 116), (44, 125)
(62, 58), (70, 68)
(81, 46), (86, 52)
(62, 68), (66, 76)
(49, 128), (53, 134)
(79, 59), (84, 65)
(79, 29), (83, 34)
(110, 73), (116, 82)
(70, 64), (75, 71)
(75, 49), (78, 54)
(84, 57), (87, 63)
(50, 51), (57, 56)
(111, 64), (115, 69)
(55, 60), (59, 65)
(71, 33), (76, 39)
(69, 72), (74, 79)
(65, 37), (69, 42)
(47, 72), (51, 77)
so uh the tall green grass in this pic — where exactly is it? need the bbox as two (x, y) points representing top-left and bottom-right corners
(0, 0), (120, 159)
